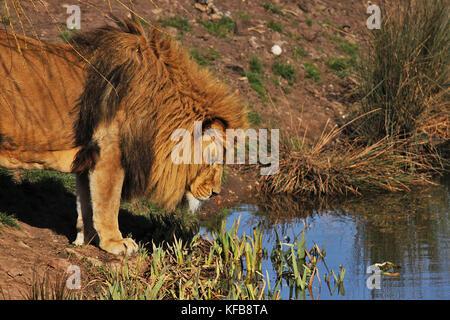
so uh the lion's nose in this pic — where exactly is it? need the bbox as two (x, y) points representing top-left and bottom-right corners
(211, 191), (219, 198)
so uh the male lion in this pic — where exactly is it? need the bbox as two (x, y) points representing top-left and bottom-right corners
(0, 18), (247, 255)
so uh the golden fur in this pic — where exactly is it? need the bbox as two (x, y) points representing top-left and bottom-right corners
(0, 17), (248, 255)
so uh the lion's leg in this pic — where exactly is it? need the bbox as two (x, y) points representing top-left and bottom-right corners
(73, 172), (96, 246)
(88, 144), (138, 255)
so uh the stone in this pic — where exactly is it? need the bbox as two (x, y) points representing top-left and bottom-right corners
(249, 36), (260, 49)
(194, 3), (208, 12)
(271, 44), (282, 55)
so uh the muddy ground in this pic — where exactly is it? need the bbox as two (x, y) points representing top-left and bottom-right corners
(0, 0), (375, 299)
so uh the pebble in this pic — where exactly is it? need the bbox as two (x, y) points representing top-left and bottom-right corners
(271, 44), (282, 55)
(249, 36), (260, 49)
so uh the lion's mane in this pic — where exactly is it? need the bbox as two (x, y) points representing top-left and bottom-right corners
(70, 17), (247, 210)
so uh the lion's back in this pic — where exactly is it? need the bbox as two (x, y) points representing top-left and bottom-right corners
(0, 32), (85, 151)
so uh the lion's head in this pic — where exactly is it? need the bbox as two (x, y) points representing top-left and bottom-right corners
(70, 17), (248, 212)
(186, 162), (223, 212)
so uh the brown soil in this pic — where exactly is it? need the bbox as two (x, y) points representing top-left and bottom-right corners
(0, 0), (373, 299)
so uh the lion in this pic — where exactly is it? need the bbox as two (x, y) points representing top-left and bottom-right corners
(0, 17), (247, 255)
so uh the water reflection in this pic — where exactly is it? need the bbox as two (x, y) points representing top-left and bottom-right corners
(199, 177), (449, 300)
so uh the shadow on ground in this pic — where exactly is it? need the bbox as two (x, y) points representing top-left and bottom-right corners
(0, 169), (197, 248)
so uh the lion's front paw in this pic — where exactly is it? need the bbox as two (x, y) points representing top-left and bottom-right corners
(73, 232), (85, 246)
(100, 238), (139, 255)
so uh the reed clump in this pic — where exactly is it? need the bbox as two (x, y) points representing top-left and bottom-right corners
(29, 218), (343, 300)
(260, 0), (449, 199)
(353, 0), (449, 145)
(259, 122), (438, 198)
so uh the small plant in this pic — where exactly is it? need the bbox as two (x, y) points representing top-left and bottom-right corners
(262, 1), (285, 16)
(248, 111), (263, 127)
(267, 20), (283, 33)
(190, 48), (220, 66)
(305, 19), (313, 26)
(339, 40), (359, 59)
(270, 230), (345, 299)
(249, 56), (264, 74)
(292, 46), (306, 59)
(1, 12), (10, 25)
(245, 71), (267, 101)
(238, 12), (250, 21)
(303, 62), (320, 82)
(58, 25), (79, 43)
(272, 60), (296, 85)
(158, 16), (191, 34)
(198, 17), (236, 38)
(245, 57), (267, 101)
(326, 57), (348, 72)
(328, 36), (359, 63)
(325, 57), (352, 78)
(0, 212), (20, 230)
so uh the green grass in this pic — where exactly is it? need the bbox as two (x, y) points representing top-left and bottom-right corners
(21, 170), (76, 193)
(303, 62), (320, 82)
(238, 12), (250, 21)
(328, 36), (359, 61)
(24, 212), (345, 300)
(58, 25), (79, 43)
(190, 48), (221, 66)
(249, 56), (264, 74)
(325, 57), (352, 78)
(305, 19), (313, 26)
(245, 71), (267, 101)
(325, 57), (348, 72)
(158, 17), (191, 34)
(0, 212), (20, 230)
(245, 56), (267, 101)
(1, 12), (10, 25)
(248, 111), (263, 127)
(198, 17), (236, 38)
(339, 40), (359, 59)
(262, 1), (285, 16)
(292, 46), (306, 59)
(324, 36), (359, 78)
(272, 60), (296, 85)
(267, 20), (283, 33)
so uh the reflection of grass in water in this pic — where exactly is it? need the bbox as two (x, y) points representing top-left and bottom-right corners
(254, 178), (448, 298)
(339, 183), (449, 235)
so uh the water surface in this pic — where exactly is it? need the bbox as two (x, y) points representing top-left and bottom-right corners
(200, 177), (449, 300)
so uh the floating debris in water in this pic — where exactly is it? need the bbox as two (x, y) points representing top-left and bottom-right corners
(375, 261), (401, 277)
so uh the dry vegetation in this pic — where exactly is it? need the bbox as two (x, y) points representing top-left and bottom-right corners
(259, 0), (449, 200)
